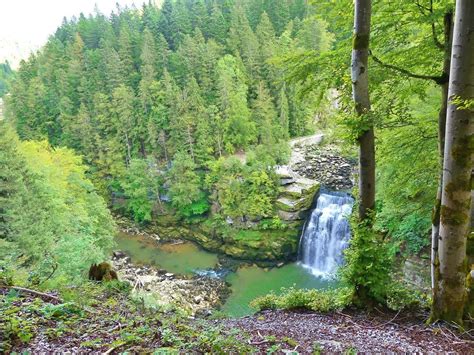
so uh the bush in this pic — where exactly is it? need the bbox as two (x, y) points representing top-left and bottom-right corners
(340, 215), (394, 306)
(385, 283), (429, 311)
(250, 287), (354, 312)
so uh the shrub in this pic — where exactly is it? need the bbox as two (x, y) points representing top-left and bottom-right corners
(250, 287), (354, 313)
(340, 215), (393, 306)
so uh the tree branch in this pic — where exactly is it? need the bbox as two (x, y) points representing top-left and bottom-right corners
(432, 22), (444, 50)
(369, 50), (448, 84)
(2, 286), (63, 303)
(430, 0), (445, 50)
(414, 0), (444, 50)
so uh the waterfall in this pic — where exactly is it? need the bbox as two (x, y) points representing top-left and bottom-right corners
(298, 191), (354, 278)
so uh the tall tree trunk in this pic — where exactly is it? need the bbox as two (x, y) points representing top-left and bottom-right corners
(159, 130), (170, 165)
(431, 10), (453, 292)
(186, 125), (195, 163)
(351, 0), (375, 221)
(432, 0), (474, 324)
(124, 132), (132, 166)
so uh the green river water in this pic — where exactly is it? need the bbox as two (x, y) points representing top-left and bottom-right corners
(114, 233), (334, 317)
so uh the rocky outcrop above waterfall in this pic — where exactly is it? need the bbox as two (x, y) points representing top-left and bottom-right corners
(275, 168), (320, 222)
(292, 143), (355, 191)
(112, 251), (228, 315)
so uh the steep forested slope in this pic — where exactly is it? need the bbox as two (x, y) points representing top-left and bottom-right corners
(0, 61), (14, 98)
(6, 0), (333, 224)
(0, 123), (115, 283)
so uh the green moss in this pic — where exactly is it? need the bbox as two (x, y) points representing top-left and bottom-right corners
(440, 205), (469, 226)
(465, 267), (474, 318)
(451, 134), (473, 166)
(444, 180), (471, 201)
(156, 215), (180, 226)
(352, 33), (370, 50)
(234, 230), (263, 242)
(280, 190), (303, 199)
(431, 199), (441, 224)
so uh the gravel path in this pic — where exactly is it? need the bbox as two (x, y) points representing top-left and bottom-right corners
(218, 309), (474, 353)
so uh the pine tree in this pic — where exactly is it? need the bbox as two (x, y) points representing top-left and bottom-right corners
(139, 28), (158, 115)
(278, 84), (290, 139)
(118, 23), (138, 88)
(217, 55), (256, 153)
(228, 4), (261, 82)
(168, 151), (205, 217)
(112, 85), (137, 165)
(156, 34), (170, 77)
(251, 81), (278, 144)
(264, 0), (290, 35)
(256, 11), (277, 89)
(100, 40), (124, 95)
(208, 1), (228, 44)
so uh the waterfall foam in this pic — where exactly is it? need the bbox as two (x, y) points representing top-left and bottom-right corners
(298, 191), (354, 278)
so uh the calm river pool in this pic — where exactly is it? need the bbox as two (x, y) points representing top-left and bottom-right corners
(114, 232), (335, 317)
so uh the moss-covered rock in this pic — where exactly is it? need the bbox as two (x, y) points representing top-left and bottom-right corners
(219, 228), (301, 261)
(148, 221), (302, 262)
(276, 182), (319, 217)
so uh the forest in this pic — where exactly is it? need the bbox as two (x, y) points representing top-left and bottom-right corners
(0, 0), (473, 353)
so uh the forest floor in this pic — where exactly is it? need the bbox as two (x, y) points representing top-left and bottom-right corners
(2, 286), (473, 354)
(218, 309), (474, 353)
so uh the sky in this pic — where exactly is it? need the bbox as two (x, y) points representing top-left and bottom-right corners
(0, 0), (150, 46)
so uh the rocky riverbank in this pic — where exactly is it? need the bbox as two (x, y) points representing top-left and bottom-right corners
(112, 251), (229, 316)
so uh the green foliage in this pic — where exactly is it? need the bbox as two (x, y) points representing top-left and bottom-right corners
(376, 87), (439, 254)
(178, 192), (210, 218)
(0, 61), (14, 97)
(6, 1), (323, 221)
(206, 155), (280, 221)
(168, 151), (208, 218)
(384, 283), (429, 311)
(251, 281), (427, 314)
(0, 123), (115, 283)
(339, 216), (428, 311)
(341, 215), (394, 306)
(121, 158), (164, 222)
(250, 287), (354, 313)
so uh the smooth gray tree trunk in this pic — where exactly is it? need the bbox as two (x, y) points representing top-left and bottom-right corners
(351, 0), (375, 221)
(431, 11), (453, 292)
(432, 0), (474, 324)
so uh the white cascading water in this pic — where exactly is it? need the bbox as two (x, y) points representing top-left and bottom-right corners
(298, 192), (354, 278)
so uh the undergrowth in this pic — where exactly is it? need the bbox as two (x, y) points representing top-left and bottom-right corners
(250, 287), (354, 312)
(0, 277), (252, 353)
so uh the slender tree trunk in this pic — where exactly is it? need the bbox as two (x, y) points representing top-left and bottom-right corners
(139, 138), (146, 158)
(351, 0), (375, 221)
(159, 130), (169, 165)
(186, 125), (195, 163)
(432, 0), (474, 324)
(124, 132), (132, 166)
(431, 10), (453, 292)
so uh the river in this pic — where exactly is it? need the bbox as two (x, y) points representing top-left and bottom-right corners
(114, 232), (335, 317)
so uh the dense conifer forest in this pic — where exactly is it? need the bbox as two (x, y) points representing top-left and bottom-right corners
(0, 0), (473, 352)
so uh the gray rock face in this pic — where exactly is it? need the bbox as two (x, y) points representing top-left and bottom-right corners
(292, 145), (354, 191)
(273, 135), (324, 223)
(277, 210), (308, 221)
(274, 166), (320, 222)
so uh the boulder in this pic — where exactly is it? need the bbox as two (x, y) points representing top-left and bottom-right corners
(277, 210), (307, 222)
